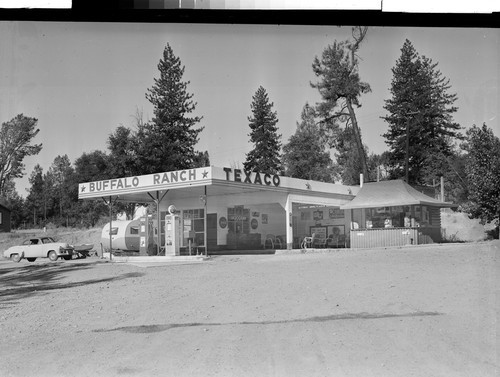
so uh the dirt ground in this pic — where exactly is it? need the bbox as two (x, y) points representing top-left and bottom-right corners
(0, 241), (498, 377)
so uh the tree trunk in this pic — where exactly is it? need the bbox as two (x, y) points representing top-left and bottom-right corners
(346, 99), (368, 179)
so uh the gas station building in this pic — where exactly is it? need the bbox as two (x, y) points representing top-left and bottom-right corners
(79, 166), (359, 254)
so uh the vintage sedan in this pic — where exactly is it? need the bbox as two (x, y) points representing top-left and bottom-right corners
(3, 237), (75, 262)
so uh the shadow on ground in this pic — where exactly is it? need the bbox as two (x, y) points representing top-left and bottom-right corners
(0, 261), (144, 309)
(95, 311), (443, 334)
(0, 261), (95, 286)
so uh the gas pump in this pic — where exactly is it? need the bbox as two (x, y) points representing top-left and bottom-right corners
(165, 205), (181, 256)
(139, 216), (154, 255)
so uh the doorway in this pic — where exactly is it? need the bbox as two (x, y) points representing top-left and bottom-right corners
(207, 213), (218, 250)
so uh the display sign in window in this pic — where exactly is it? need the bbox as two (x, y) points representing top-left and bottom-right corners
(228, 205), (250, 234)
(310, 226), (327, 239)
(328, 208), (344, 219)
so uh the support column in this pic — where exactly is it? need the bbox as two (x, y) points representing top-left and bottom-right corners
(102, 196), (115, 261)
(147, 190), (169, 256)
(285, 194), (293, 250)
(108, 196), (113, 261)
(156, 191), (161, 255)
(204, 185), (208, 256)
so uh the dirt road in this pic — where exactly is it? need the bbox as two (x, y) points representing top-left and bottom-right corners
(0, 242), (497, 377)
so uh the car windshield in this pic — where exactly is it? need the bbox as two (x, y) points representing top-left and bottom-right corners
(41, 237), (55, 244)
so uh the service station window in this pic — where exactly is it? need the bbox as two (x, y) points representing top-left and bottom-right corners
(183, 209), (205, 246)
(416, 206), (430, 226)
(413, 206), (431, 226)
(364, 205), (430, 228)
(365, 207), (406, 228)
(227, 205), (250, 234)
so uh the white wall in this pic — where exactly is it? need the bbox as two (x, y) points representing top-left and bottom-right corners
(160, 192), (287, 247)
(250, 203), (286, 239)
(160, 194), (352, 248)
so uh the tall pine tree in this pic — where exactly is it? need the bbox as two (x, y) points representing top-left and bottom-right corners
(73, 151), (111, 227)
(310, 26), (371, 179)
(0, 114), (42, 197)
(382, 39), (462, 184)
(244, 86), (282, 174)
(108, 125), (138, 178)
(283, 103), (333, 182)
(26, 164), (46, 225)
(332, 126), (377, 185)
(47, 155), (75, 225)
(138, 44), (206, 174)
(462, 124), (500, 234)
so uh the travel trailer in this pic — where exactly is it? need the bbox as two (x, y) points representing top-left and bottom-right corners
(101, 219), (160, 253)
(101, 220), (141, 251)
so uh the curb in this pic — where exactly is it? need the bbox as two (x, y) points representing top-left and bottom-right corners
(103, 253), (208, 264)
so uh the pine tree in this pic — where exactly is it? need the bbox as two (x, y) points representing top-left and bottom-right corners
(244, 86), (282, 174)
(26, 164), (46, 225)
(283, 103), (333, 182)
(310, 26), (371, 179)
(108, 125), (138, 178)
(382, 39), (462, 184)
(139, 44), (205, 174)
(47, 155), (75, 225)
(462, 124), (500, 234)
(0, 114), (42, 197)
(333, 126), (369, 185)
(73, 151), (111, 226)
(3, 183), (24, 229)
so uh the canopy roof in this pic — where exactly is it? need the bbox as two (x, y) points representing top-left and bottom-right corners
(78, 166), (359, 204)
(340, 180), (456, 210)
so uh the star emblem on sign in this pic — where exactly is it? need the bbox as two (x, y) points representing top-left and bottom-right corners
(202, 170), (208, 178)
(81, 186), (86, 192)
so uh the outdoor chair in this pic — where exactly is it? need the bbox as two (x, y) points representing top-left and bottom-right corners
(301, 233), (316, 249)
(325, 234), (338, 248)
(313, 236), (327, 248)
(338, 234), (346, 248)
(326, 227), (342, 248)
(276, 235), (285, 249)
(265, 234), (282, 249)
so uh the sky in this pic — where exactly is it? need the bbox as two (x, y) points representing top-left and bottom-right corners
(0, 21), (498, 197)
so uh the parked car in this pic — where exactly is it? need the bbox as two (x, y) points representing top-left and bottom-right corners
(3, 237), (75, 262)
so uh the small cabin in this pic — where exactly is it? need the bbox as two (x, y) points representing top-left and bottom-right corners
(341, 180), (456, 248)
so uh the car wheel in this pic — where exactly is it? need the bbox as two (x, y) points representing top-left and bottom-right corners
(27, 258), (37, 262)
(63, 256), (72, 261)
(48, 251), (58, 261)
(10, 254), (22, 263)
